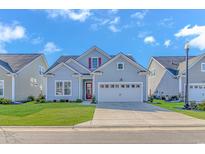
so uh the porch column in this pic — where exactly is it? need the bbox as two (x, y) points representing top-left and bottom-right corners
(11, 75), (15, 102)
(78, 76), (81, 99)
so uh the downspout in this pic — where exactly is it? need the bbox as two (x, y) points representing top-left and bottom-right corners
(11, 74), (15, 102)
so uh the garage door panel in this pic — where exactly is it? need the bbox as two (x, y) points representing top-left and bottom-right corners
(98, 82), (143, 102)
(189, 84), (205, 103)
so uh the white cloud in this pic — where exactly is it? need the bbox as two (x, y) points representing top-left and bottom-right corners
(164, 39), (171, 47)
(175, 25), (205, 50)
(144, 36), (156, 44)
(47, 9), (91, 22)
(108, 9), (118, 14)
(41, 42), (61, 54)
(108, 25), (120, 33)
(31, 37), (43, 45)
(109, 17), (120, 25)
(131, 10), (148, 20)
(159, 17), (174, 28)
(0, 22), (26, 53)
(0, 22), (26, 42)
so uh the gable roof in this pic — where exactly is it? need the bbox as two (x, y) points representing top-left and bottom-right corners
(46, 53), (137, 73)
(76, 46), (111, 60)
(94, 52), (147, 73)
(152, 56), (196, 76)
(0, 54), (43, 73)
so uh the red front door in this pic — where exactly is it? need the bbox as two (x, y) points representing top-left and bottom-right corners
(86, 82), (92, 99)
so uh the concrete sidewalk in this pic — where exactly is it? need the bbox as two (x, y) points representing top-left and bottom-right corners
(76, 102), (205, 128)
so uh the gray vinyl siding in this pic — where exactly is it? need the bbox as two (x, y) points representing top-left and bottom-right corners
(0, 68), (12, 100)
(77, 49), (110, 71)
(47, 65), (80, 101)
(148, 59), (179, 97)
(181, 56), (205, 94)
(94, 56), (147, 101)
(15, 56), (48, 101)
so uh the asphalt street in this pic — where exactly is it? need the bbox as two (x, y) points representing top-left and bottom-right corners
(1, 128), (205, 144)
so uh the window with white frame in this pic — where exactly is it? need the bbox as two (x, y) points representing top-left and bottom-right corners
(92, 57), (98, 69)
(0, 80), (4, 97)
(55, 81), (71, 96)
(117, 62), (124, 70)
(39, 65), (45, 75)
(201, 63), (205, 72)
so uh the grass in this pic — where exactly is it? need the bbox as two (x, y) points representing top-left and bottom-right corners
(0, 102), (95, 126)
(151, 99), (205, 120)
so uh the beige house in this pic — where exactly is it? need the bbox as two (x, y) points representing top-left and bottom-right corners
(148, 54), (205, 103)
(0, 54), (48, 102)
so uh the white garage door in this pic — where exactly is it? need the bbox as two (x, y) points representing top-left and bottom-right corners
(98, 82), (143, 102)
(189, 84), (205, 103)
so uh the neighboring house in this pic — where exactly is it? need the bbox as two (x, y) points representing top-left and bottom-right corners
(45, 46), (148, 103)
(0, 54), (48, 102)
(148, 54), (205, 103)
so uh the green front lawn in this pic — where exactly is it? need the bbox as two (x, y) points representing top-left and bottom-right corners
(151, 99), (205, 120)
(0, 102), (95, 126)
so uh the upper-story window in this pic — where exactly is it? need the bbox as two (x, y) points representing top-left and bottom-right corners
(150, 69), (156, 77)
(39, 65), (45, 75)
(201, 63), (205, 72)
(117, 62), (124, 70)
(92, 57), (98, 69)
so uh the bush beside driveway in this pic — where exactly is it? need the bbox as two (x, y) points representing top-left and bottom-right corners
(0, 102), (95, 126)
(151, 99), (205, 120)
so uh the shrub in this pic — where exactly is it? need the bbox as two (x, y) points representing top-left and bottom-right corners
(75, 99), (83, 103)
(53, 100), (57, 102)
(91, 96), (96, 104)
(0, 98), (12, 104)
(40, 99), (46, 103)
(38, 94), (45, 100)
(148, 96), (154, 103)
(197, 102), (205, 111)
(60, 99), (66, 102)
(65, 99), (69, 102)
(190, 101), (197, 110)
(27, 95), (35, 101)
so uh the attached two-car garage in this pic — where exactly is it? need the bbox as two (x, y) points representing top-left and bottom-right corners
(189, 83), (205, 103)
(98, 82), (143, 103)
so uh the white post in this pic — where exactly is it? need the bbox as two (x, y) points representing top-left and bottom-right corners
(11, 75), (15, 102)
(78, 76), (81, 99)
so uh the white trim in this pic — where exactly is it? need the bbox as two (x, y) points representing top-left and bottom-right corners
(94, 53), (146, 72)
(45, 77), (48, 100)
(97, 82), (143, 102)
(0, 80), (4, 98)
(78, 77), (81, 99)
(179, 76), (182, 94)
(93, 74), (95, 96)
(117, 62), (124, 70)
(0, 65), (12, 73)
(65, 58), (91, 73)
(11, 75), (15, 101)
(46, 62), (80, 75)
(16, 55), (48, 74)
(76, 46), (111, 61)
(201, 63), (205, 72)
(151, 57), (176, 77)
(54, 80), (72, 97)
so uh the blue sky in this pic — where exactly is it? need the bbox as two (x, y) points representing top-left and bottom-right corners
(0, 9), (205, 67)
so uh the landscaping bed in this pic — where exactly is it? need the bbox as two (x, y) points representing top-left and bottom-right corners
(150, 99), (205, 120)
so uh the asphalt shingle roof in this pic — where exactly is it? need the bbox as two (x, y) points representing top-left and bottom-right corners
(46, 54), (136, 73)
(153, 56), (196, 75)
(0, 54), (42, 73)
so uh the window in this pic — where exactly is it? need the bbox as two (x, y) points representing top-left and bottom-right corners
(121, 84), (125, 88)
(117, 62), (124, 70)
(131, 84), (135, 88)
(100, 84), (104, 88)
(55, 81), (71, 96)
(126, 84), (130, 88)
(201, 63), (205, 72)
(92, 57), (99, 69)
(0, 80), (4, 97)
(115, 84), (119, 88)
(105, 84), (109, 88)
(110, 84), (115, 88)
(39, 65), (45, 75)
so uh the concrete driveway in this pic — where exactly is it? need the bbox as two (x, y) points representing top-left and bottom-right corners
(76, 102), (205, 127)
